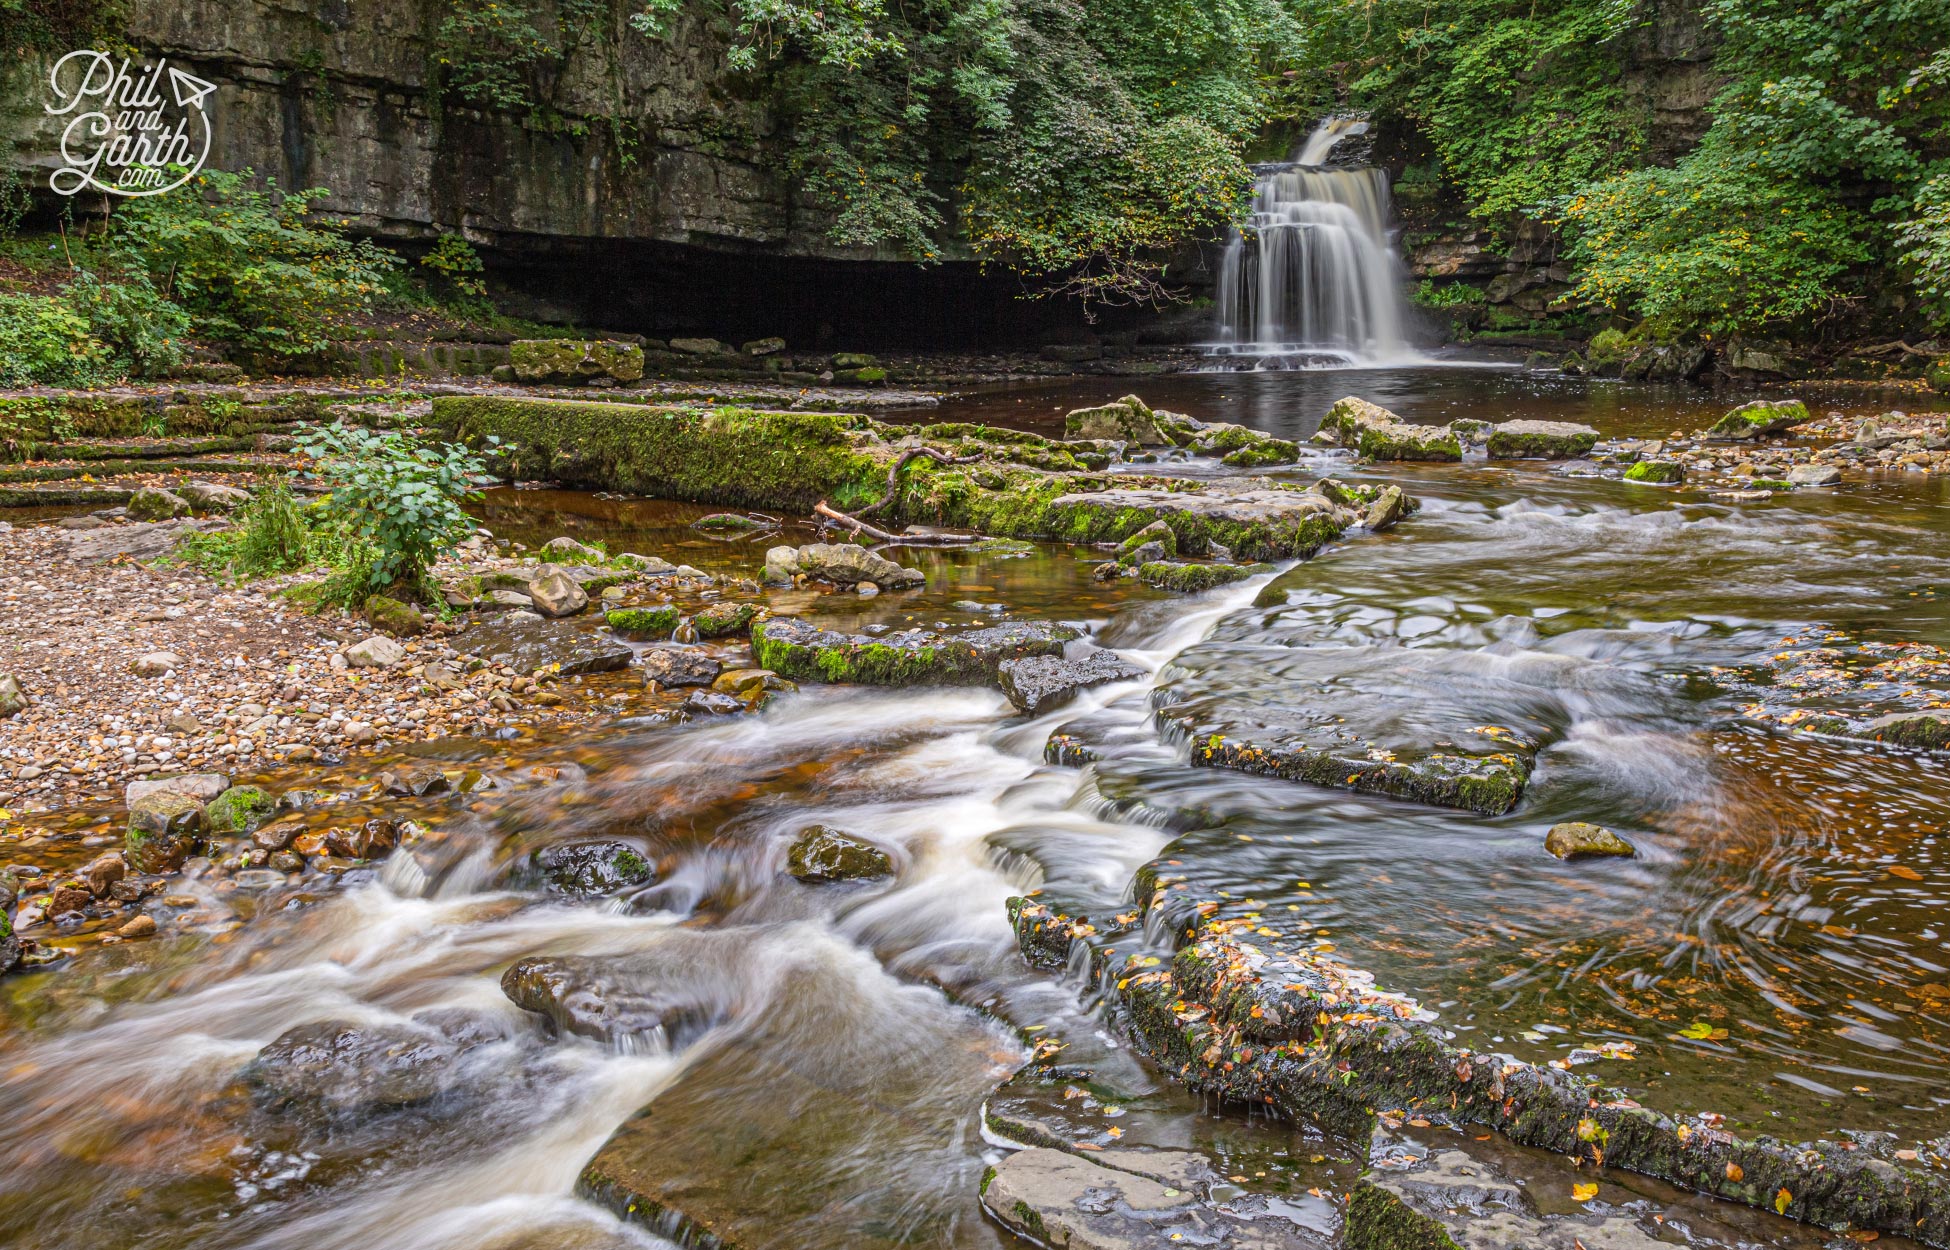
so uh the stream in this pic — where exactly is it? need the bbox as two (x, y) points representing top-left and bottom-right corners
(2, 366), (1947, 1248)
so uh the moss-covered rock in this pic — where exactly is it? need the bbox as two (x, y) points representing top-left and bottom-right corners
(1858, 710), (1950, 751)
(692, 602), (757, 639)
(1928, 359), (1950, 393)
(204, 785), (279, 835)
(1324, 397), (1462, 462)
(786, 825), (893, 882)
(1484, 419), (1599, 460)
(1064, 395), (1166, 445)
(364, 595), (427, 637)
(606, 606), (680, 639)
(1624, 459), (1685, 484)
(1136, 561), (1272, 593)
(127, 487), (191, 521)
(1705, 398), (1809, 441)
(1114, 519), (1177, 562)
(692, 512), (764, 532)
(509, 339), (645, 384)
(126, 791), (205, 872)
(753, 617), (1077, 687)
(1219, 438), (1300, 468)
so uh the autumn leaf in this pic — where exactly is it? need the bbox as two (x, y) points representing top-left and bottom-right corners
(1679, 1021), (1729, 1041)
(1775, 1188), (1792, 1214)
(1572, 1182), (1599, 1202)
(1887, 865), (1924, 881)
(1726, 1162), (1744, 1182)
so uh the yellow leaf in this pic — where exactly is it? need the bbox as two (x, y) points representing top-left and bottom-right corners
(1775, 1188), (1792, 1214)
(1572, 1182), (1598, 1202)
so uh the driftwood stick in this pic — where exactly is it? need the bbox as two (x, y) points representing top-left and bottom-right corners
(813, 500), (903, 542)
(811, 500), (987, 547)
(855, 447), (982, 517)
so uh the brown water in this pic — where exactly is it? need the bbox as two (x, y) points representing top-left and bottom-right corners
(2, 365), (1947, 1249)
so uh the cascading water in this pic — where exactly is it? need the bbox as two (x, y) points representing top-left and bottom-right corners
(1211, 116), (1417, 368)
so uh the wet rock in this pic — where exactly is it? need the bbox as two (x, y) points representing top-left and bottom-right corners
(501, 955), (698, 1046)
(527, 567), (590, 617)
(1324, 397), (1462, 462)
(0, 912), (18, 974)
(692, 512), (764, 532)
(787, 543), (925, 590)
(606, 605), (679, 639)
(378, 766), (449, 797)
(613, 552), (678, 575)
(1544, 821), (1635, 859)
(364, 595), (427, 637)
(126, 772), (231, 807)
(1220, 438), (1301, 468)
(321, 819), (399, 859)
(125, 792), (206, 872)
(998, 651), (1146, 714)
(1485, 419), (1599, 460)
(1623, 459), (1684, 484)
(344, 635), (406, 668)
(683, 689), (743, 716)
(529, 840), (654, 896)
(461, 615), (633, 676)
(1045, 483), (1360, 562)
(1858, 710), (1950, 751)
(117, 913), (156, 938)
(1786, 463), (1842, 487)
(786, 825), (894, 882)
(711, 668), (791, 697)
(639, 645), (722, 688)
(1114, 520), (1176, 564)
(130, 651), (186, 677)
(1362, 485), (1409, 532)
(246, 1020), (460, 1110)
(1064, 395), (1168, 445)
(50, 882), (92, 915)
(78, 851), (127, 896)
(753, 617), (1077, 688)
(127, 486), (192, 521)
(204, 785), (278, 834)
(1136, 561), (1270, 594)
(1706, 398), (1809, 441)
(692, 602), (757, 639)
(0, 672), (25, 718)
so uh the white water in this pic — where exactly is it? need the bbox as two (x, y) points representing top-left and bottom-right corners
(1211, 117), (1418, 368)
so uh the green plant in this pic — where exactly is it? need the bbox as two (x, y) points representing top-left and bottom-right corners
(294, 423), (496, 601)
(105, 169), (399, 356)
(1412, 280), (1487, 308)
(167, 481), (311, 580)
(1899, 173), (1950, 330)
(61, 270), (193, 378)
(0, 292), (116, 387)
(418, 233), (488, 301)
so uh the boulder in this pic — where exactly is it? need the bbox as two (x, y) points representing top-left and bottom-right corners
(203, 785), (278, 835)
(501, 955), (704, 1046)
(177, 480), (253, 513)
(509, 339), (645, 384)
(130, 651), (185, 677)
(1485, 419), (1599, 460)
(126, 487), (191, 521)
(1136, 561), (1271, 593)
(245, 1020), (459, 1110)
(0, 673), (23, 718)
(997, 651), (1146, 714)
(612, 552), (678, 574)
(1219, 438), (1300, 468)
(126, 772), (230, 806)
(606, 605), (680, 639)
(1114, 520), (1176, 563)
(364, 595), (427, 637)
(1362, 485), (1409, 532)
(752, 617), (1078, 687)
(1786, 463), (1842, 487)
(763, 545), (800, 585)
(1623, 460), (1684, 484)
(541, 535), (607, 563)
(692, 512), (764, 532)
(669, 336), (732, 356)
(1544, 821), (1636, 859)
(344, 635), (406, 668)
(1706, 398), (1809, 441)
(693, 602), (758, 638)
(125, 791), (206, 872)
(683, 689), (744, 715)
(786, 825), (893, 882)
(1064, 395), (1167, 446)
(639, 645), (723, 688)
(742, 336), (788, 357)
(528, 840), (654, 895)
(527, 567), (589, 617)
(789, 543), (925, 590)
(1323, 397), (1462, 462)
(460, 616), (633, 676)
(1859, 711), (1950, 751)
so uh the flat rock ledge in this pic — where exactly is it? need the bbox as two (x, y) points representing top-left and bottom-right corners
(1006, 903), (1950, 1246)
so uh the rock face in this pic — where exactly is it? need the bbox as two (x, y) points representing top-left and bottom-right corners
(510, 340), (646, 384)
(1485, 419), (1599, 460)
(1064, 395), (1168, 445)
(783, 543), (926, 590)
(246, 1021), (458, 1112)
(1707, 398), (1809, 440)
(1544, 821), (1635, 858)
(460, 616), (633, 676)
(1323, 397), (1462, 462)
(786, 825), (893, 882)
(639, 645), (722, 688)
(752, 617), (1077, 687)
(997, 651), (1146, 714)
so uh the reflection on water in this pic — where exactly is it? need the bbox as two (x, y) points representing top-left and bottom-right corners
(3, 366), (1949, 1246)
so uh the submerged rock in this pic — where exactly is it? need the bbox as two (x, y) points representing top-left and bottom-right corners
(1485, 419), (1599, 460)
(460, 615), (633, 676)
(998, 651), (1146, 714)
(502, 955), (700, 1047)
(530, 840), (654, 895)
(1544, 821), (1635, 859)
(1706, 398), (1809, 441)
(1323, 397), (1462, 462)
(752, 617), (1077, 687)
(786, 825), (894, 882)
(639, 645), (723, 689)
(246, 1021), (459, 1111)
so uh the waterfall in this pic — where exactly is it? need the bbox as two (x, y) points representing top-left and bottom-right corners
(1211, 117), (1416, 369)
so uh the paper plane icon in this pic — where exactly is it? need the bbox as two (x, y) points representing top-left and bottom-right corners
(167, 66), (217, 110)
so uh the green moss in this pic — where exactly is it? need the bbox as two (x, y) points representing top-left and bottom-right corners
(203, 785), (277, 835)
(1624, 460), (1684, 484)
(606, 606), (679, 638)
(692, 602), (757, 638)
(1220, 439), (1299, 468)
(1136, 561), (1269, 592)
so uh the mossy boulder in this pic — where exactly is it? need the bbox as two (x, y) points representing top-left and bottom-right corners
(127, 487), (191, 521)
(1064, 395), (1167, 446)
(692, 602), (757, 639)
(1323, 397), (1461, 462)
(1136, 561), (1271, 593)
(1858, 711), (1950, 751)
(1484, 419), (1599, 460)
(1705, 398), (1809, 441)
(531, 840), (654, 895)
(607, 606), (680, 639)
(786, 825), (893, 882)
(1927, 359), (1950, 393)
(1220, 439), (1300, 468)
(364, 595), (427, 637)
(1624, 459), (1685, 484)
(692, 513), (764, 532)
(1114, 519), (1177, 563)
(204, 785), (278, 835)
(753, 617), (1076, 687)
(509, 339), (645, 385)
(1544, 821), (1635, 858)
(126, 791), (206, 872)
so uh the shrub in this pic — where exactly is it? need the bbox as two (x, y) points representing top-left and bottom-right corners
(0, 293), (116, 387)
(106, 169), (399, 356)
(294, 423), (496, 601)
(1412, 280), (1487, 308)
(418, 233), (487, 302)
(167, 481), (312, 580)
(62, 270), (193, 378)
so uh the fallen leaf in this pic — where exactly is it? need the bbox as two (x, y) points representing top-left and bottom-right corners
(1726, 1162), (1744, 1182)
(1775, 1188), (1792, 1214)
(1887, 865), (1924, 881)
(1572, 1182), (1599, 1202)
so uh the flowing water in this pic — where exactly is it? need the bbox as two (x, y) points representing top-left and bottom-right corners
(1211, 117), (1417, 368)
(3, 366), (1949, 1247)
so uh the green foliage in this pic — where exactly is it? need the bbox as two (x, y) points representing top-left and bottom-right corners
(1899, 174), (1950, 327)
(168, 481), (312, 581)
(419, 233), (488, 301)
(1412, 280), (1487, 308)
(0, 0), (126, 55)
(294, 423), (495, 599)
(434, 0), (607, 111)
(61, 270), (192, 378)
(106, 169), (398, 356)
(0, 292), (116, 387)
